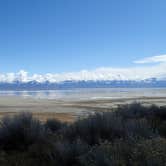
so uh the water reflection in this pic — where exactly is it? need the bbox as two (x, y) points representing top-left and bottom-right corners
(0, 88), (166, 101)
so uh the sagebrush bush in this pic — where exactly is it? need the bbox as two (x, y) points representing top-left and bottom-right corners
(45, 118), (66, 132)
(53, 140), (90, 166)
(0, 103), (165, 166)
(0, 112), (48, 152)
(158, 121), (166, 137)
(131, 137), (166, 166)
(62, 113), (126, 145)
(80, 140), (133, 166)
(80, 138), (166, 166)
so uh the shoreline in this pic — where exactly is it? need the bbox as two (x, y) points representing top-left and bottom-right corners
(0, 96), (166, 122)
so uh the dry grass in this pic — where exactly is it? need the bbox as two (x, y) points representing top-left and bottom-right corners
(0, 111), (76, 123)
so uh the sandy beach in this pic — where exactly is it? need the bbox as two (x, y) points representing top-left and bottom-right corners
(0, 96), (166, 122)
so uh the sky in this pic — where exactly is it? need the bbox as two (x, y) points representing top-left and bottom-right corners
(0, 0), (166, 77)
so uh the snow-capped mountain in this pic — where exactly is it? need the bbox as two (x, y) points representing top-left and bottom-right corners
(0, 78), (166, 90)
(0, 68), (166, 90)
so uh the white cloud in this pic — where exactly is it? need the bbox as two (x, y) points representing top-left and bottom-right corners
(134, 54), (166, 64)
(0, 64), (166, 83)
(0, 55), (166, 83)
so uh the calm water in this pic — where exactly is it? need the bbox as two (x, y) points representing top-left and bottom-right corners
(0, 88), (166, 101)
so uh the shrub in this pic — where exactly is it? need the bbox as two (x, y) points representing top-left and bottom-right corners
(0, 103), (165, 166)
(158, 121), (166, 137)
(62, 112), (126, 145)
(62, 104), (157, 145)
(154, 106), (166, 120)
(0, 112), (48, 151)
(53, 140), (89, 166)
(81, 138), (166, 166)
(116, 102), (148, 119)
(45, 118), (66, 132)
(131, 137), (166, 166)
(80, 140), (132, 166)
(124, 118), (156, 139)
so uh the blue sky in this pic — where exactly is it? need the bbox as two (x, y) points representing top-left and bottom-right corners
(0, 0), (166, 74)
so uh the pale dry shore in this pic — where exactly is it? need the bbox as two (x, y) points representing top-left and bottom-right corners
(0, 96), (166, 122)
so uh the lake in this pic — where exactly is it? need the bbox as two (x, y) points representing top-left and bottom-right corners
(0, 88), (166, 101)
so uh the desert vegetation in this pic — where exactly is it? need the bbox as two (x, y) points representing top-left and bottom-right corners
(0, 103), (166, 166)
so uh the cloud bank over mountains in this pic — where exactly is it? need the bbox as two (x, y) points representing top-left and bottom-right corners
(1, 55), (166, 83)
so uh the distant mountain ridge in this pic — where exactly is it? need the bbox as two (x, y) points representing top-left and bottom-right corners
(0, 78), (166, 90)
(0, 69), (166, 90)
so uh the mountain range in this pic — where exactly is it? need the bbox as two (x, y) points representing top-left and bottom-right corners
(0, 78), (166, 90)
(0, 69), (166, 90)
